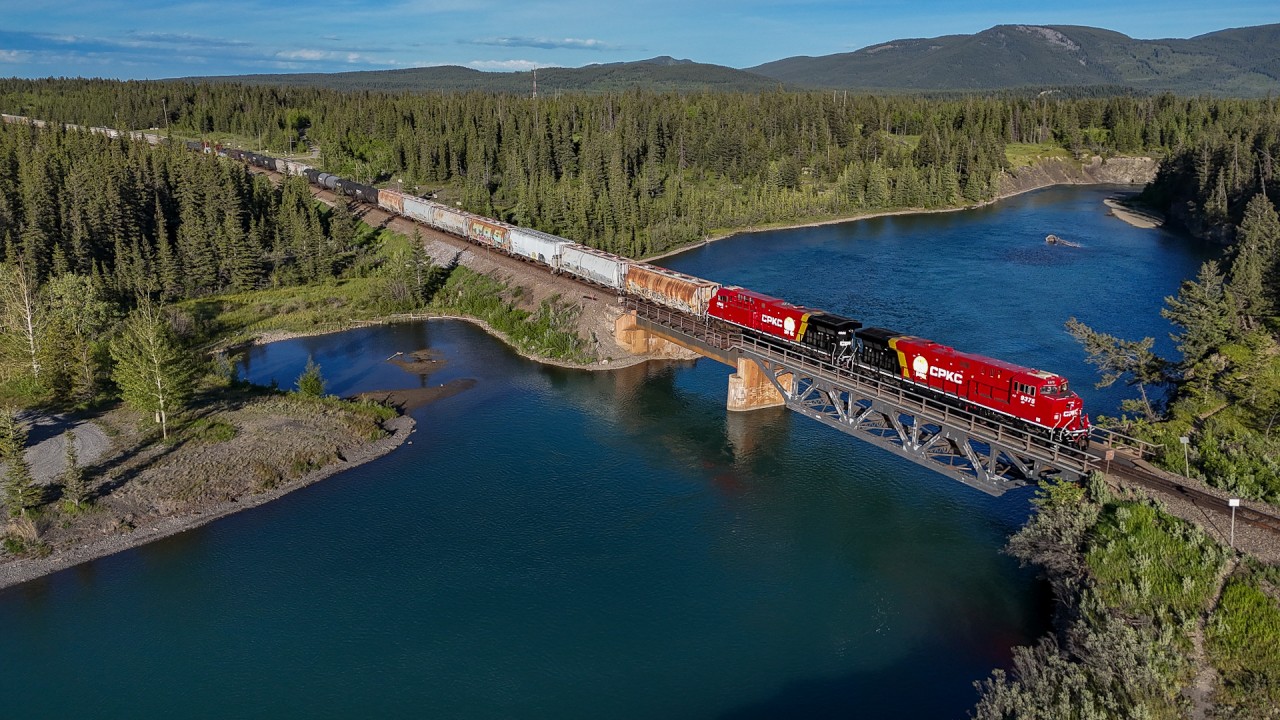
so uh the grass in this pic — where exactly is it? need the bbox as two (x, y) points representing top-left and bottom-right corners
(1207, 565), (1280, 713)
(1085, 500), (1227, 625)
(180, 278), (390, 348)
(178, 218), (592, 365)
(428, 267), (591, 363)
(182, 417), (238, 444)
(1005, 142), (1073, 168)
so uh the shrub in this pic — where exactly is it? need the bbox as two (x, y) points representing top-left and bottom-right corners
(296, 356), (326, 397)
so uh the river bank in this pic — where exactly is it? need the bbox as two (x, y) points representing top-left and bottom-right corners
(1104, 194), (1166, 229)
(644, 158), (1159, 263)
(0, 400), (414, 591)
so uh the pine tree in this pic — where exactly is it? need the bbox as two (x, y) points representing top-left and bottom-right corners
(0, 407), (41, 518)
(1065, 318), (1169, 421)
(60, 429), (91, 510)
(296, 355), (325, 397)
(1162, 261), (1236, 368)
(1227, 194), (1280, 325)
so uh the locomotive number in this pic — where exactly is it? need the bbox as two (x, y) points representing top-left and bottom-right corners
(1020, 396), (1036, 406)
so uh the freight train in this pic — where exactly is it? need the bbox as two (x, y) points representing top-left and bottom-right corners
(0, 112), (1091, 446)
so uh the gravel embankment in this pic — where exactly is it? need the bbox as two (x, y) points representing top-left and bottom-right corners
(0, 414), (414, 590)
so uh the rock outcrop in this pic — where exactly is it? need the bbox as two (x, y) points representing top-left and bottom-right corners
(998, 156), (1159, 198)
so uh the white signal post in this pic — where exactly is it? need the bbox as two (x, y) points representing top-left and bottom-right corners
(1179, 436), (1190, 477)
(1229, 498), (1240, 549)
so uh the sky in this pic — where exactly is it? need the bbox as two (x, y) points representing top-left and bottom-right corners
(1, 0), (1278, 80)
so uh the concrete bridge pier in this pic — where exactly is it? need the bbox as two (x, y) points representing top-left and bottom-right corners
(614, 308), (791, 412)
(614, 310), (686, 356)
(727, 357), (792, 412)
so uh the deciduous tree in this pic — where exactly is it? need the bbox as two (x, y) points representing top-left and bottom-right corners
(110, 300), (194, 440)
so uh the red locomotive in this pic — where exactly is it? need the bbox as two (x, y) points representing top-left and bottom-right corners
(706, 286), (1090, 446)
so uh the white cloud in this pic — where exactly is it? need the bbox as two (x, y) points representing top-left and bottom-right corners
(467, 36), (613, 50)
(273, 48), (397, 65)
(0, 49), (30, 62)
(467, 59), (543, 71)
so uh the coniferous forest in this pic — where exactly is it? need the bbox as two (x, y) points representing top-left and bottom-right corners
(4, 79), (1278, 258)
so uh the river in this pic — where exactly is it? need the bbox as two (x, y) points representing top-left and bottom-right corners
(0, 186), (1214, 718)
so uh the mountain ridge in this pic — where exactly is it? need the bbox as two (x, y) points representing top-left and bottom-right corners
(185, 24), (1280, 97)
(748, 23), (1280, 96)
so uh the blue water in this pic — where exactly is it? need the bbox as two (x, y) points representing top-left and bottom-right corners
(0, 186), (1213, 718)
(664, 185), (1212, 417)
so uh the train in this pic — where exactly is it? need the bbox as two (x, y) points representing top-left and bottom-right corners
(707, 286), (1090, 443)
(0, 112), (1092, 446)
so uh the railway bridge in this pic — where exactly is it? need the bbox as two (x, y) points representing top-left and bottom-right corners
(616, 298), (1107, 496)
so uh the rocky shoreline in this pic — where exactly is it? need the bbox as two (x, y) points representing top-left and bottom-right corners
(1104, 195), (1166, 229)
(0, 415), (414, 591)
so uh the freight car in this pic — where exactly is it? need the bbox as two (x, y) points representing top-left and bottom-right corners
(627, 264), (720, 317)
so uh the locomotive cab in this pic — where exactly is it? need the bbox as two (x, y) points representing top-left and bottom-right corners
(1019, 372), (1090, 444)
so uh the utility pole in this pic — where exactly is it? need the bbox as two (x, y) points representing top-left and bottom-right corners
(532, 68), (538, 100)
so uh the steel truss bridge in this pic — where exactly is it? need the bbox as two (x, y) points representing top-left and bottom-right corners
(627, 298), (1106, 496)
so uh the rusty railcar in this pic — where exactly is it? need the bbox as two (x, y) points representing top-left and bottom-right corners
(377, 188), (406, 215)
(625, 263), (720, 316)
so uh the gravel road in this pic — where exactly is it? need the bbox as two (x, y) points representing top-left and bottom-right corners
(7, 413), (111, 485)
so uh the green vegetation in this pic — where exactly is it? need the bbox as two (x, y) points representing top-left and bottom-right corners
(110, 301), (196, 440)
(295, 356), (325, 398)
(0, 406), (41, 518)
(1207, 565), (1280, 716)
(181, 417), (238, 444)
(430, 267), (589, 362)
(59, 429), (91, 511)
(1005, 142), (1073, 168)
(1086, 501), (1226, 624)
(9, 80), (1271, 262)
(974, 478), (1249, 719)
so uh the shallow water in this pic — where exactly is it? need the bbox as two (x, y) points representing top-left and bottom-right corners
(0, 186), (1214, 718)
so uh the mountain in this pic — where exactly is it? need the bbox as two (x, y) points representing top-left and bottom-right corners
(192, 57), (781, 94)
(184, 25), (1280, 97)
(748, 24), (1280, 96)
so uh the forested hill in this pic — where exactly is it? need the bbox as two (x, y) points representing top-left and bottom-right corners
(190, 57), (782, 94)
(176, 25), (1280, 97)
(750, 24), (1280, 97)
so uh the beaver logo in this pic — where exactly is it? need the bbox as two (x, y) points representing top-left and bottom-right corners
(912, 356), (928, 378)
(784, 317), (796, 336)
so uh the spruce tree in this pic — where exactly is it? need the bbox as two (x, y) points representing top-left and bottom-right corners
(1227, 194), (1280, 325)
(0, 407), (41, 518)
(1162, 261), (1235, 368)
(61, 429), (91, 510)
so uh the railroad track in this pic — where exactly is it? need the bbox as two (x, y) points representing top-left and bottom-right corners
(1105, 456), (1280, 535)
